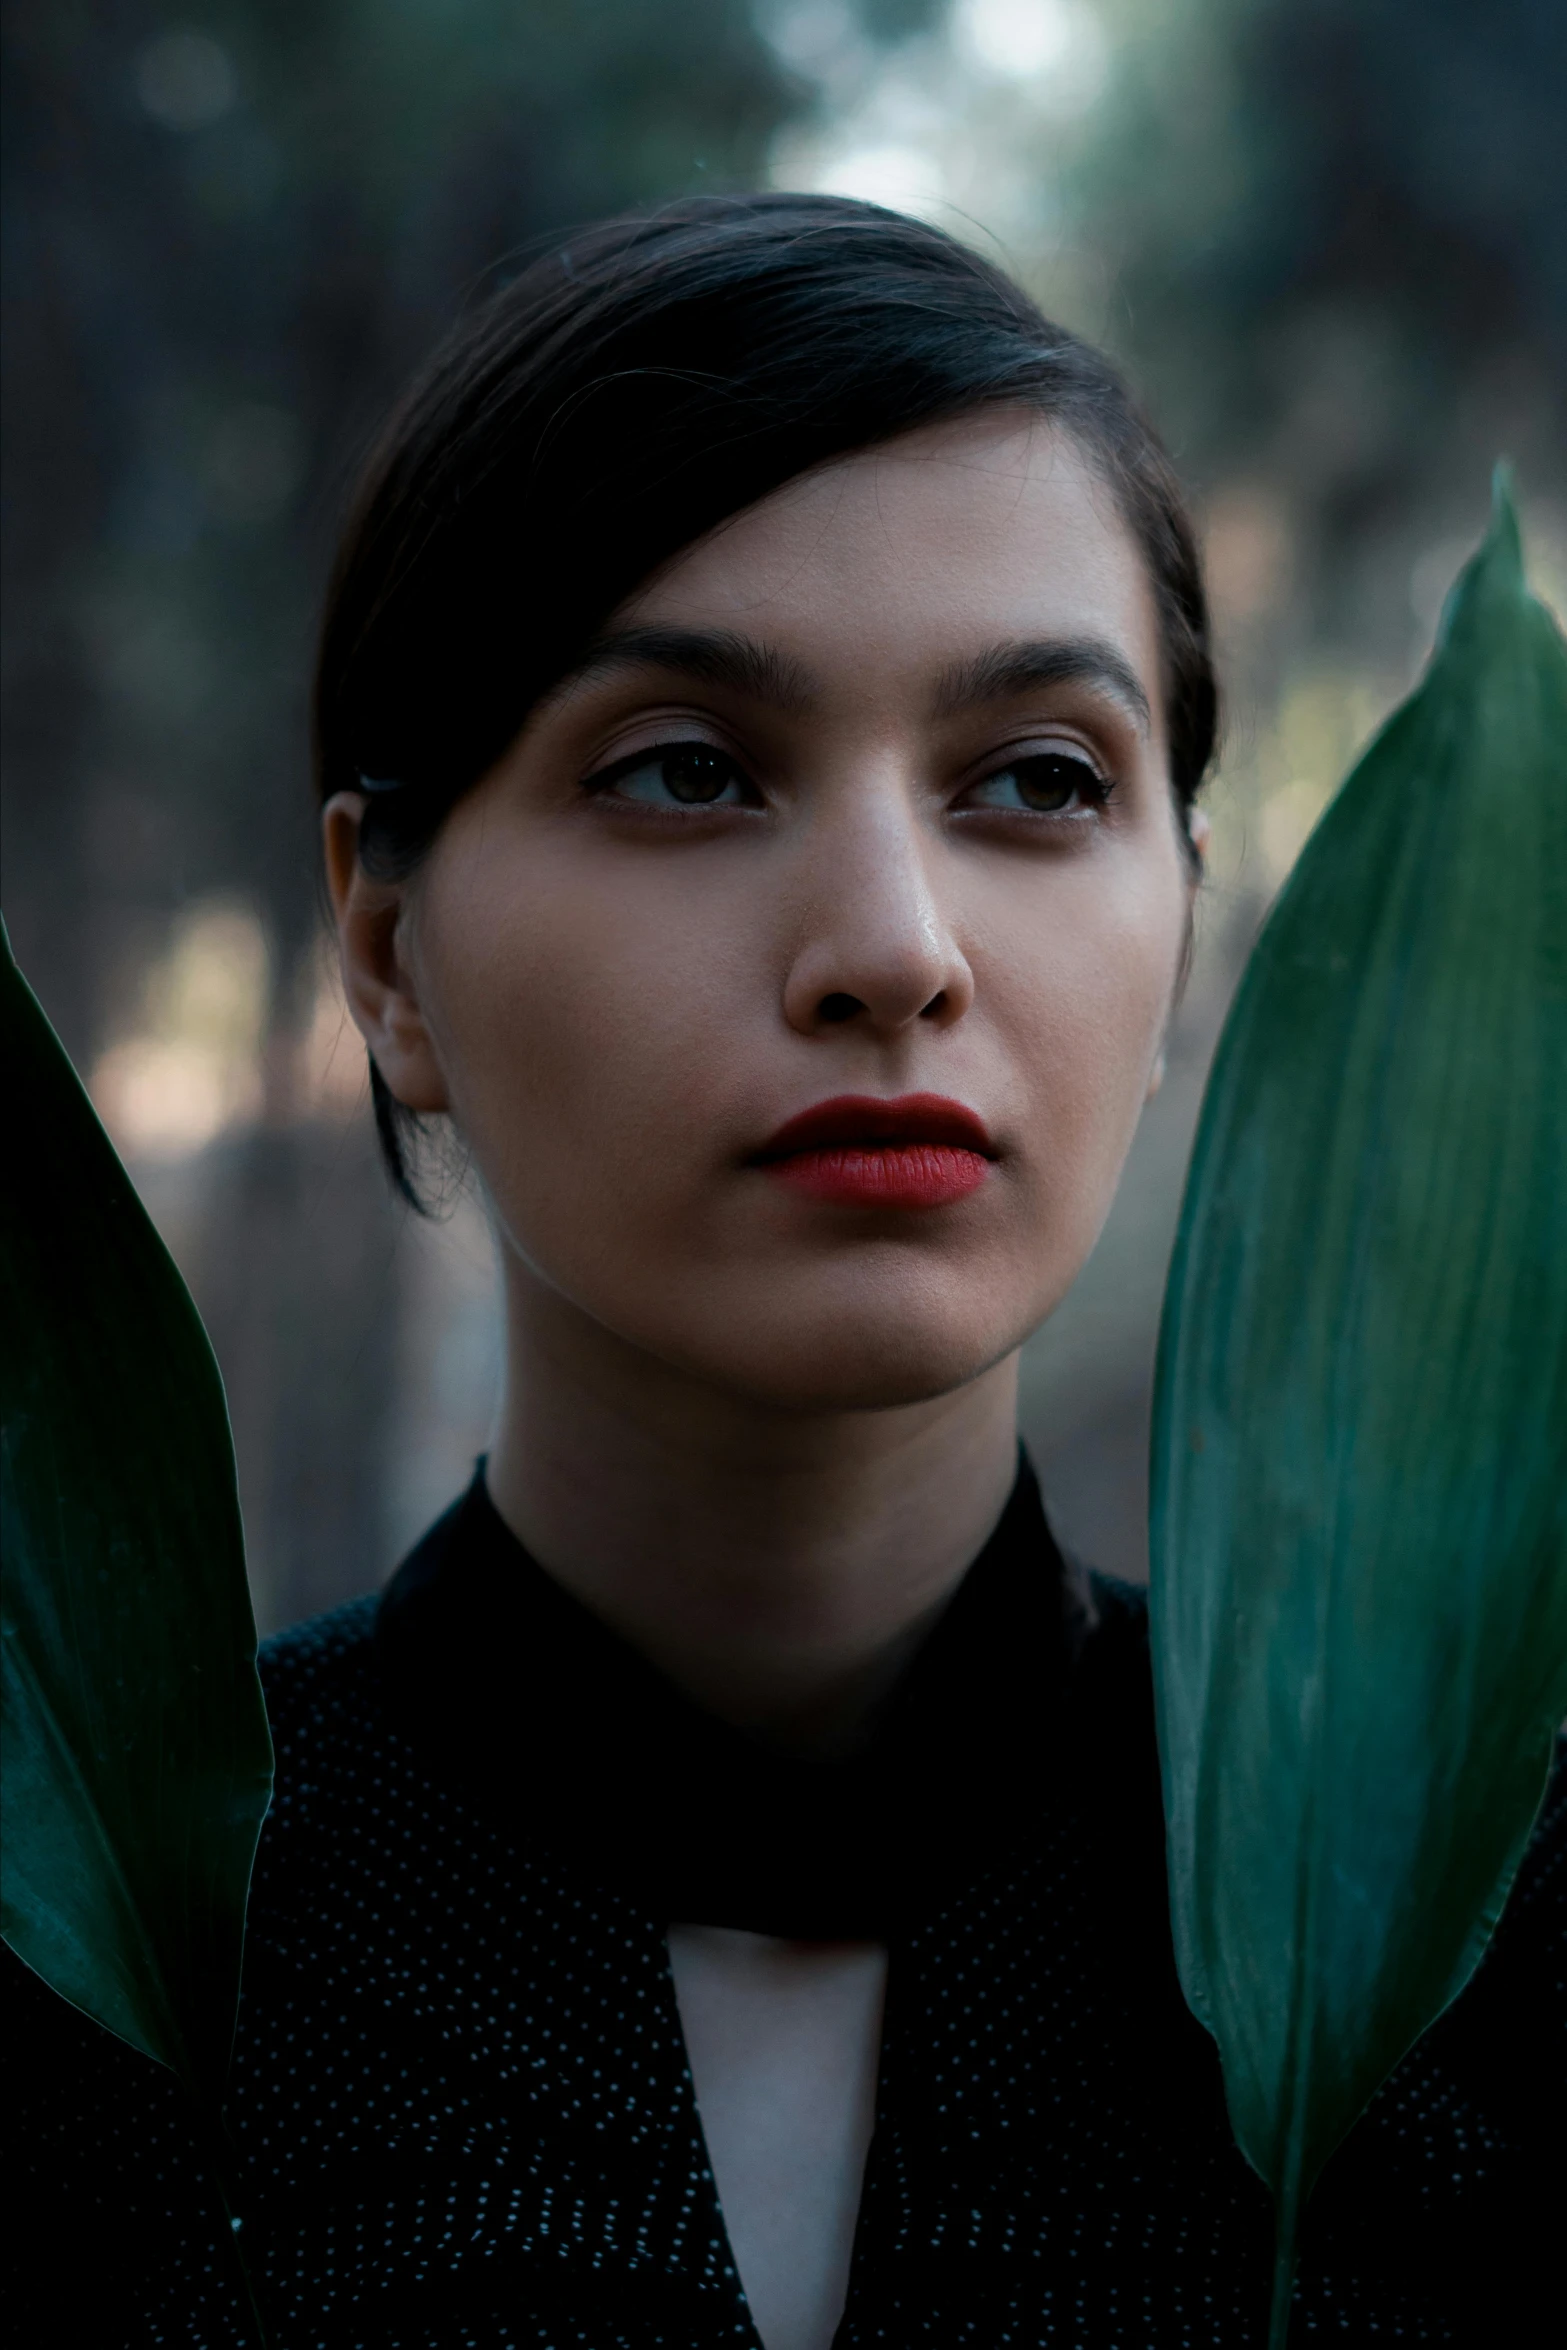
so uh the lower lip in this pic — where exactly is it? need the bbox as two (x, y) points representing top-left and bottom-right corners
(765, 1144), (991, 1210)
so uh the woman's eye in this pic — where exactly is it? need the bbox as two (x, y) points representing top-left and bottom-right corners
(964, 750), (1108, 815)
(589, 742), (754, 808)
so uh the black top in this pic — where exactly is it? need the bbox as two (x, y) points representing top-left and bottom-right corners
(5, 1461), (1561, 2346)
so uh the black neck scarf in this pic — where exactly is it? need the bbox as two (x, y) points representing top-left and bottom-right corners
(374, 1454), (1129, 1939)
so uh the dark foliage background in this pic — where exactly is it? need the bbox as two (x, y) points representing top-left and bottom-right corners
(4, 0), (1562, 1624)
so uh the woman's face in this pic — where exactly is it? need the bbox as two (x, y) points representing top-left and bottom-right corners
(333, 410), (1199, 1412)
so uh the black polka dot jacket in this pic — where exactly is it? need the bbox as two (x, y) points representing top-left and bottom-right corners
(5, 1461), (1560, 2346)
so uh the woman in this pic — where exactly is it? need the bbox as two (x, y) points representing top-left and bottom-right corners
(8, 194), (1558, 2348)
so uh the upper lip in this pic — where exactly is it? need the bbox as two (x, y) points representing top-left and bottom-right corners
(752, 1093), (997, 1161)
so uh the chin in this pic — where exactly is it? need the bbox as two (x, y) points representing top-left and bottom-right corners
(647, 1268), (1044, 1415)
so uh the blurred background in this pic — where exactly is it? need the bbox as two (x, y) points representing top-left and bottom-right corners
(5, 0), (1564, 1629)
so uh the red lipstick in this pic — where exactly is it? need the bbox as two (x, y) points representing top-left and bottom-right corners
(752, 1094), (996, 1210)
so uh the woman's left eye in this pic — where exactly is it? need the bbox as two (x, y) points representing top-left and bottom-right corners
(961, 749), (1109, 816)
(587, 742), (755, 808)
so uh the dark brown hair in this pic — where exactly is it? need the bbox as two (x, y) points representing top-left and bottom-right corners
(314, 192), (1217, 1201)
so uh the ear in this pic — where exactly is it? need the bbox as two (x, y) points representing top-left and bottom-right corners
(322, 795), (450, 1115)
(1152, 805), (1209, 1103)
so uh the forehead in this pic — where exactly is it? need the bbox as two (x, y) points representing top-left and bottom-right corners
(620, 410), (1161, 697)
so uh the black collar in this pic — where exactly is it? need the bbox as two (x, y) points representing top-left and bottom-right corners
(374, 1456), (1138, 1937)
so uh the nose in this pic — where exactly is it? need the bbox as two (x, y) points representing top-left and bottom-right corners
(781, 778), (975, 1040)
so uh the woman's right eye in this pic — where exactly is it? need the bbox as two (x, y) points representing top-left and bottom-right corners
(586, 742), (756, 809)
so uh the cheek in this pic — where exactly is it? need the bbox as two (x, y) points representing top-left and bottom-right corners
(416, 844), (753, 1222)
(985, 862), (1183, 1217)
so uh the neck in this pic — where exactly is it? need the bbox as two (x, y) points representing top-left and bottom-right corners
(483, 1266), (1021, 1758)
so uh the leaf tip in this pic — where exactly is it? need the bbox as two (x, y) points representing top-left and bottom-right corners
(1435, 462), (1527, 651)
(1486, 459), (1523, 571)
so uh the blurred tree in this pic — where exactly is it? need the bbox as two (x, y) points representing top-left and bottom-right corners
(1082, 0), (1566, 645)
(3, 0), (799, 1050)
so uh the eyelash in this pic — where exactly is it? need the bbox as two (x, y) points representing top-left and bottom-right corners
(580, 736), (1114, 820)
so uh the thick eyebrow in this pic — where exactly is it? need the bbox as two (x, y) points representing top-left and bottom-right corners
(566, 625), (817, 713)
(931, 637), (1153, 734)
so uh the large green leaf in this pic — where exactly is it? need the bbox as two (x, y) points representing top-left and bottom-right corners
(0, 921), (273, 2111)
(1150, 478), (1567, 2343)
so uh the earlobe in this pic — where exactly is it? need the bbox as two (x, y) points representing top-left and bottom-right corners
(321, 794), (451, 1116)
(1187, 806), (1212, 866)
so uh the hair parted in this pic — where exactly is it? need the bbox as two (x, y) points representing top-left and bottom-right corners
(314, 191), (1218, 1205)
